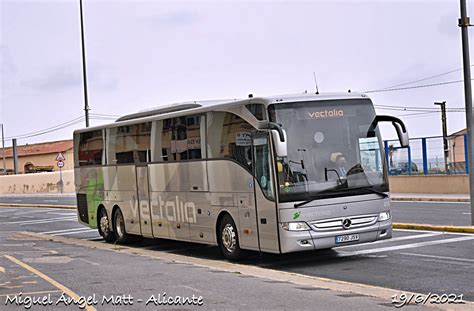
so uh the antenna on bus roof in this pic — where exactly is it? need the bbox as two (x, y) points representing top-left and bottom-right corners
(313, 72), (319, 94)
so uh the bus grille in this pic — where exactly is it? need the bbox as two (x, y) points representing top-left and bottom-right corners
(309, 214), (378, 231)
(76, 193), (89, 224)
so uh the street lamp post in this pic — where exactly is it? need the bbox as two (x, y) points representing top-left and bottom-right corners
(1, 124), (6, 175)
(79, 0), (90, 127)
(459, 0), (474, 225)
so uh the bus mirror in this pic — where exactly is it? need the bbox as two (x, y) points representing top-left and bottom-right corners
(393, 122), (409, 147)
(271, 129), (287, 157)
(374, 115), (409, 148)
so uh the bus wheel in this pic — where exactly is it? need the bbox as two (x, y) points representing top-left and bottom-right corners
(98, 208), (116, 242)
(218, 215), (242, 260)
(113, 208), (130, 244)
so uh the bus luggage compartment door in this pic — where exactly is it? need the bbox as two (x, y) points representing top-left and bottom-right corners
(135, 165), (153, 238)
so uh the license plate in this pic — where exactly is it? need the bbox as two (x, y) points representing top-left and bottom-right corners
(335, 233), (360, 244)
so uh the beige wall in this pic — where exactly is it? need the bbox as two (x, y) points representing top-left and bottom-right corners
(0, 170), (74, 194)
(388, 175), (469, 194)
(2, 149), (74, 173)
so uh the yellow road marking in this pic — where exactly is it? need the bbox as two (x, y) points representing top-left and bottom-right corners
(0, 266), (4, 273)
(4, 255), (96, 311)
(0, 290), (62, 297)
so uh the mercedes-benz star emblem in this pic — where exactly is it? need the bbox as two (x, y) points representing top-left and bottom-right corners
(342, 218), (352, 229)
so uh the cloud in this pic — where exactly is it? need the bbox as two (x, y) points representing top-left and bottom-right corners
(146, 10), (199, 28)
(20, 62), (118, 92)
(0, 45), (17, 76)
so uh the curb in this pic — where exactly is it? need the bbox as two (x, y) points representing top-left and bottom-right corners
(391, 197), (469, 202)
(393, 223), (474, 234)
(0, 203), (76, 209)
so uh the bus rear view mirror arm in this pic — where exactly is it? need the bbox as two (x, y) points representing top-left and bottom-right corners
(257, 122), (285, 142)
(257, 121), (288, 158)
(372, 115), (409, 148)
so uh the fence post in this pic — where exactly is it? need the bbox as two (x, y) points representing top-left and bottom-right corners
(465, 133), (469, 174)
(384, 140), (390, 175)
(408, 145), (412, 176)
(422, 138), (428, 175)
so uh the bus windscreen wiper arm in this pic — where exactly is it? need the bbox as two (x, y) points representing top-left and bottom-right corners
(294, 198), (317, 208)
(358, 187), (388, 198)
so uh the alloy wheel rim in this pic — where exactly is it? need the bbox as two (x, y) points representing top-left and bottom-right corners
(116, 213), (124, 238)
(99, 213), (109, 235)
(222, 224), (236, 252)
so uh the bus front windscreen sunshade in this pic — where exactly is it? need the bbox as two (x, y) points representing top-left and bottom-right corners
(269, 99), (388, 203)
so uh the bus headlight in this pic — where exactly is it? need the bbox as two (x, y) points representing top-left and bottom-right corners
(378, 211), (391, 222)
(281, 222), (310, 231)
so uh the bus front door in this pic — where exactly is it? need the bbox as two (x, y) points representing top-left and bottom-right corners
(135, 165), (153, 238)
(253, 133), (280, 253)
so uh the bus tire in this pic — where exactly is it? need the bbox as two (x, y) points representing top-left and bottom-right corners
(98, 207), (116, 243)
(113, 208), (131, 244)
(218, 214), (242, 260)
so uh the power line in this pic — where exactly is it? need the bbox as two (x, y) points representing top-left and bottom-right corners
(365, 79), (471, 93)
(4, 116), (84, 140)
(374, 104), (465, 110)
(6, 118), (86, 141)
(369, 66), (473, 92)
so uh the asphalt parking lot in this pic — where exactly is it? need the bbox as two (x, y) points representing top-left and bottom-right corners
(0, 205), (473, 309)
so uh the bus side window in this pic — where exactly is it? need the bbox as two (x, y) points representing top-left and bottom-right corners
(207, 112), (255, 171)
(253, 133), (274, 200)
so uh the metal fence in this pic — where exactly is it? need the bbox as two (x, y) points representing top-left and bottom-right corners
(384, 134), (468, 176)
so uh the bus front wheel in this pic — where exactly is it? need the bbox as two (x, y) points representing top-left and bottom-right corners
(98, 207), (116, 243)
(218, 214), (242, 260)
(113, 208), (131, 244)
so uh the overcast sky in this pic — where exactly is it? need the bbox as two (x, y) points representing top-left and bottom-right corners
(0, 0), (472, 148)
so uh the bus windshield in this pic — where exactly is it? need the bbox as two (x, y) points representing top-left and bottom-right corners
(269, 99), (388, 203)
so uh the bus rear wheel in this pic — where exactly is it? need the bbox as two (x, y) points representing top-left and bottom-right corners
(218, 215), (242, 260)
(98, 207), (116, 243)
(113, 208), (131, 244)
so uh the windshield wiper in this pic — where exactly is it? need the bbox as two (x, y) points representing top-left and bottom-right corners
(356, 187), (389, 198)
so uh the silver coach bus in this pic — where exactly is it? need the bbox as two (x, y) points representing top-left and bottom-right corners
(73, 93), (409, 260)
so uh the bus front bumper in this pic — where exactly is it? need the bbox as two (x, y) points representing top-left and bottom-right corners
(279, 220), (392, 253)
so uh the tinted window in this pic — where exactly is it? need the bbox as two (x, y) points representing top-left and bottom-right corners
(159, 115), (204, 162)
(207, 112), (255, 171)
(246, 104), (266, 120)
(108, 123), (151, 164)
(78, 130), (104, 166)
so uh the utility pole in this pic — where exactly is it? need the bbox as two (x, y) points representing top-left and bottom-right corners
(459, 0), (474, 226)
(79, 0), (90, 127)
(434, 101), (449, 174)
(12, 139), (18, 175)
(1, 124), (6, 175)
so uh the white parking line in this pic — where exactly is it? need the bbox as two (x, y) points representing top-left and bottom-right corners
(12, 210), (50, 216)
(51, 229), (97, 236)
(43, 200), (59, 203)
(337, 232), (443, 249)
(47, 212), (77, 216)
(393, 228), (473, 236)
(41, 227), (92, 235)
(20, 218), (77, 226)
(400, 252), (474, 264)
(340, 236), (474, 256)
(6, 216), (76, 225)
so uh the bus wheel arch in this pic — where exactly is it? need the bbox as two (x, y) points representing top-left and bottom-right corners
(97, 205), (116, 243)
(216, 212), (242, 260)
